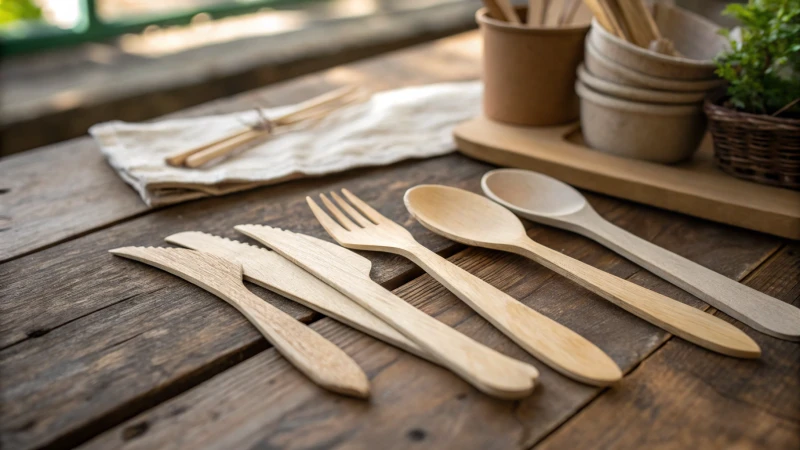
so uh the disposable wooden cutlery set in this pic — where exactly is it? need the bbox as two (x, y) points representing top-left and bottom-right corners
(111, 170), (800, 400)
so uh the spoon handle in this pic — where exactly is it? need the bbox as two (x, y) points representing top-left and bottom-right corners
(402, 243), (622, 386)
(510, 238), (761, 358)
(224, 286), (370, 398)
(573, 210), (800, 341)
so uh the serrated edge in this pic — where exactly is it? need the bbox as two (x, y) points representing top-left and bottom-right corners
(167, 231), (269, 252)
(110, 246), (199, 256)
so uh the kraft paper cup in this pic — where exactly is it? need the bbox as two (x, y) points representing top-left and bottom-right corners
(478, 7), (590, 126)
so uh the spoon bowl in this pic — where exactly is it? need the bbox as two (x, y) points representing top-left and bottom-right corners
(403, 182), (763, 356)
(482, 169), (587, 220)
(404, 185), (527, 247)
(479, 168), (800, 342)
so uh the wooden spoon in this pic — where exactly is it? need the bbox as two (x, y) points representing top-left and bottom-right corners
(404, 185), (762, 358)
(480, 169), (800, 341)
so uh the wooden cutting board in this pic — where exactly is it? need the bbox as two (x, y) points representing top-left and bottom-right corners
(454, 116), (800, 240)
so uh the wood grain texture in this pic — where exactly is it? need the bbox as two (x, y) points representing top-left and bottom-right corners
(405, 185), (761, 358)
(79, 219), (784, 450)
(308, 189), (621, 386)
(0, 0), (481, 157)
(454, 116), (800, 239)
(0, 31), (482, 263)
(583, 0), (622, 36)
(481, 168), (800, 341)
(183, 129), (266, 168)
(481, 0), (508, 21)
(0, 155), (490, 450)
(1, 183), (781, 450)
(537, 244), (800, 450)
(1, 27), (794, 450)
(488, 0), (521, 23)
(0, 139), (147, 262)
(615, 0), (658, 47)
(164, 231), (430, 361)
(175, 86), (358, 168)
(235, 225), (539, 399)
(600, 0), (633, 41)
(570, 206), (800, 340)
(527, 0), (544, 25)
(109, 247), (370, 398)
(558, 0), (583, 25)
(514, 239), (761, 357)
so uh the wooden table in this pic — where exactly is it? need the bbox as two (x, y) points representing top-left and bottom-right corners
(1, 32), (798, 450)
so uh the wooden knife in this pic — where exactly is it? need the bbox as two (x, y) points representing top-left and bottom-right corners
(235, 224), (539, 400)
(109, 246), (370, 398)
(165, 231), (430, 360)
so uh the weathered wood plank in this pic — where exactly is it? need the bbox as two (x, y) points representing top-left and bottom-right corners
(0, 155), (486, 350)
(0, 31), (482, 263)
(0, 1), (481, 156)
(0, 154), (492, 450)
(0, 139), (147, 262)
(536, 244), (800, 450)
(75, 199), (780, 450)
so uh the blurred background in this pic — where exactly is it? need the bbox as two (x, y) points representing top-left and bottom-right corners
(0, 0), (736, 156)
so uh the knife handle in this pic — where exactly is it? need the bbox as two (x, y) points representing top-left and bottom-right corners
(339, 277), (539, 399)
(225, 286), (370, 398)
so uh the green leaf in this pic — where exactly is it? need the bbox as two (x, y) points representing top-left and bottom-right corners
(715, 0), (800, 114)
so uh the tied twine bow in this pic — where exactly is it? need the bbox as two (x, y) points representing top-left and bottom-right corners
(165, 86), (365, 169)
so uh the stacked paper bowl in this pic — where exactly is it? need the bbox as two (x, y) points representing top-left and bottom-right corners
(577, 3), (727, 163)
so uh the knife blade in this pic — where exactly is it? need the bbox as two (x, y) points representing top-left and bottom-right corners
(165, 231), (427, 359)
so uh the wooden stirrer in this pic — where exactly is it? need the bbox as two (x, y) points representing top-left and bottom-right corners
(165, 86), (358, 168)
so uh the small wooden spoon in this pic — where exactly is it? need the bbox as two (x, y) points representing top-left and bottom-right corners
(480, 169), (800, 341)
(404, 185), (762, 358)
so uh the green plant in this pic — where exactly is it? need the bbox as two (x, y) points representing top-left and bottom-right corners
(715, 0), (800, 116)
(0, 0), (42, 25)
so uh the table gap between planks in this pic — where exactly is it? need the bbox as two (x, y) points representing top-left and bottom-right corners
(1, 32), (797, 450)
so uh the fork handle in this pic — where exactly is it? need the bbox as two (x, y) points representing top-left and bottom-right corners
(400, 243), (622, 386)
(508, 238), (761, 358)
(222, 286), (370, 398)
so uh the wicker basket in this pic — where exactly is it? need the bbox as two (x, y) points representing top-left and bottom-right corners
(705, 97), (800, 190)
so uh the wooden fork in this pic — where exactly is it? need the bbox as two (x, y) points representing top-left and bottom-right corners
(306, 189), (623, 386)
(109, 246), (370, 398)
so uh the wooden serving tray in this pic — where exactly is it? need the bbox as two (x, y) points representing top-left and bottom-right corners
(454, 116), (800, 240)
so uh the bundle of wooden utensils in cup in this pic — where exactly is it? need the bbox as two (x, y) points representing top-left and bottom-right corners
(110, 171), (800, 400)
(578, 1), (727, 163)
(480, 0), (728, 164)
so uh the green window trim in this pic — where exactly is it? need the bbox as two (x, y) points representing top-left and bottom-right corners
(1, 0), (320, 55)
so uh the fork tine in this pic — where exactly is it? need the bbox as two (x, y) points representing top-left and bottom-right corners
(330, 191), (372, 227)
(341, 189), (388, 224)
(320, 193), (358, 231)
(307, 197), (349, 239)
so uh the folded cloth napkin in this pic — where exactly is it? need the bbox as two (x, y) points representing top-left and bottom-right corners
(90, 81), (482, 206)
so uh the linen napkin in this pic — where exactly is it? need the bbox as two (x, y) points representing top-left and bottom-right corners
(89, 81), (482, 206)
